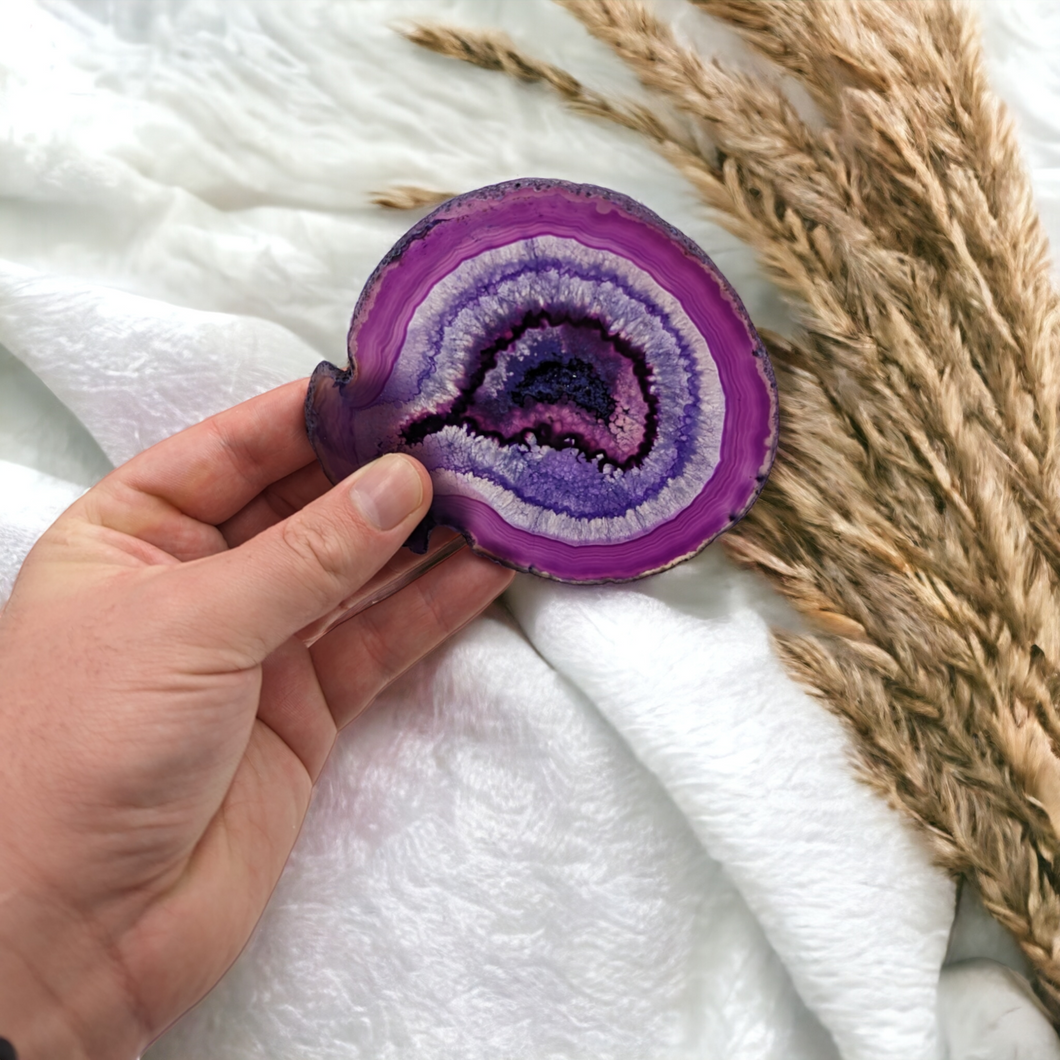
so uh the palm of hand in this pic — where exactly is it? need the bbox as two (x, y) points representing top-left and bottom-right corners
(0, 381), (511, 1058)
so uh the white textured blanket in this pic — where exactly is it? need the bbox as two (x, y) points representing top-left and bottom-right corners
(2, 2), (1059, 1057)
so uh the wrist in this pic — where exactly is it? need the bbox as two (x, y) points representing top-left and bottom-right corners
(0, 876), (144, 1060)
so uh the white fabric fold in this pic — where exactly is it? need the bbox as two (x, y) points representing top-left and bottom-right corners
(508, 561), (954, 1060)
(0, 261), (322, 466)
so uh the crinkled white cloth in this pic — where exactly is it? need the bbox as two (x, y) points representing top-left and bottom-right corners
(1, 2), (1058, 1057)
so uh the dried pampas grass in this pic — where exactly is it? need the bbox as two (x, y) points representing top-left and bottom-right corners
(400, 0), (1060, 1017)
(370, 185), (457, 210)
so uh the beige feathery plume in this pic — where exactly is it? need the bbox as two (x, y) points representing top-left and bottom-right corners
(403, 0), (1060, 1016)
(371, 185), (457, 209)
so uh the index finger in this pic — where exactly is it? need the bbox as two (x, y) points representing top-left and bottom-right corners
(102, 380), (318, 526)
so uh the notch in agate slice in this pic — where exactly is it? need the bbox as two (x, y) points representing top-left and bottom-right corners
(306, 178), (778, 583)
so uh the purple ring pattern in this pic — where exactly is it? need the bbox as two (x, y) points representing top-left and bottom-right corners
(306, 179), (778, 583)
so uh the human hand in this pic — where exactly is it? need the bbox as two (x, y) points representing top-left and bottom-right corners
(0, 380), (514, 1059)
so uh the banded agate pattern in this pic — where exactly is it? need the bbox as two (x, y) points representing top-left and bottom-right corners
(306, 179), (778, 582)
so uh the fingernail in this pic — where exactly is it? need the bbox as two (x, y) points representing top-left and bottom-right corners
(349, 455), (424, 531)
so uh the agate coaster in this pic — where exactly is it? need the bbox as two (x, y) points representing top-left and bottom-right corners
(306, 178), (777, 583)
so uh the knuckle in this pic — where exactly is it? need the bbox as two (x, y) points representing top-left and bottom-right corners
(279, 515), (351, 585)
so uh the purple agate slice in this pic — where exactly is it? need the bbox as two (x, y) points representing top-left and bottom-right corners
(306, 179), (778, 583)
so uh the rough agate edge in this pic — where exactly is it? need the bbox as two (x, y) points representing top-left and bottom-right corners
(306, 178), (778, 583)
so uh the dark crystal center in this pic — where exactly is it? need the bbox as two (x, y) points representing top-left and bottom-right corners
(511, 358), (616, 422)
(401, 311), (657, 469)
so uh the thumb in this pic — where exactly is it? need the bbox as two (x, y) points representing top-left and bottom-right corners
(176, 453), (432, 663)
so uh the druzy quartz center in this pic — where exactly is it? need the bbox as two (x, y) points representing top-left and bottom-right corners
(306, 179), (778, 583)
(402, 313), (655, 470)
